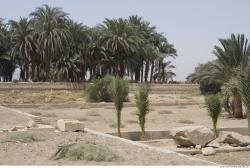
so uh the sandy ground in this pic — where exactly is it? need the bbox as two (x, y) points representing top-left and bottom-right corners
(17, 104), (247, 133)
(0, 89), (203, 105)
(0, 107), (30, 131)
(0, 90), (85, 104)
(195, 152), (250, 165)
(0, 130), (209, 165)
(0, 90), (249, 165)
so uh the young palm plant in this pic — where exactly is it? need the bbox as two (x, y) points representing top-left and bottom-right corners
(239, 66), (250, 135)
(135, 83), (151, 140)
(205, 94), (222, 137)
(109, 76), (129, 137)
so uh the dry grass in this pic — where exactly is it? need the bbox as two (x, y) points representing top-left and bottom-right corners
(178, 119), (194, 124)
(87, 111), (101, 117)
(51, 142), (121, 162)
(42, 113), (57, 118)
(126, 120), (138, 124)
(109, 123), (125, 128)
(158, 110), (173, 114)
(0, 90), (85, 104)
(79, 105), (90, 109)
(30, 112), (42, 116)
(78, 118), (87, 122)
(179, 96), (193, 100)
(2, 132), (43, 143)
(176, 106), (187, 109)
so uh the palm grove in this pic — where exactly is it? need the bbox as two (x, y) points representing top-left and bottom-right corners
(0, 4), (177, 83)
(187, 34), (250, 134)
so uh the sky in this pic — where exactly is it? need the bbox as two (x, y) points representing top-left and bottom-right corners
(1, 0), (250, 81)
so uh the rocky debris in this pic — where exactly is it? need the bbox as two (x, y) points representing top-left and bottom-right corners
(201, 147), (216, 156)
(26, 120), (37, 128)
(195, 145), (202, 149)
(32, 117), (44, 125)
(170, 126), (215, 147)
(57, 119), (84, 132)
(10, 125), (27, 131)
(218, 131), (250, 147)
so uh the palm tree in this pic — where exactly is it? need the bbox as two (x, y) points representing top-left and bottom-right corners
(135, 83), (150, 140)
(153, 60), (176, 83)
(9, 18), (35, 81)
(239, 65), (250, 135)
(52, 52), (80, 81)
(211, 34), (250, 118)
(30, 4), (70, 81)
(100, 18), (144, 78)
(205, 94), (222, 137)
(0, 19), (14, 82)
(109, 76), (129, 137)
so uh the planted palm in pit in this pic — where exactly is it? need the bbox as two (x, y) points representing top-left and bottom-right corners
(51, 141), (121, 162)
(135, 83), (150, 140)
(109, 76), (129, 137)
(205, 94), (222, 137)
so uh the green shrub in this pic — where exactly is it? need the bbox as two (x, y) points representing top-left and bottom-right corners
(52, 142), (120, 162)
(87, 75), (114, 102)
(135, 83), (151, 140)
(109, 76), (129, 137)
(205, 94), (222, 137)
(200, 80), (222, 95)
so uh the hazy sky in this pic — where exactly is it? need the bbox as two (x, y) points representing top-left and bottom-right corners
(1, 0), (250, 80)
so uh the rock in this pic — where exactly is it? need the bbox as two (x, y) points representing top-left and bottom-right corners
(202, 147), (216, 156)
(10, 126), (27, 131)
(170, 126), (215, 147)
(26, 120), (37, 128)
(57, 119), (84, 132)
(28, 124), (55, 131)
(218, 131), (250, 146)
(195, 145), (202, 149)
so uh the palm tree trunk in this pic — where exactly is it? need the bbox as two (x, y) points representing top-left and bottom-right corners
(232, 90), (243, 118)
(135, 66), (140, 82)
(247, 108), (250, 135)
(144, 60), (149, 82)
(150, 61), (154, 82)
(117, 110), (121, 137)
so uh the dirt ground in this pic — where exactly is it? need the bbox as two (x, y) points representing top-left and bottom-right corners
(0, 130), (210, 165)
(195, 152), (250, 165)
(1, 89), (249, 165)
(0, 89), (202, 105)
(16, 103), (247, 133)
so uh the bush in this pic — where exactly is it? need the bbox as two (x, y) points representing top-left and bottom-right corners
(205, 94), (222, 137)
(87, 75), (114, 102)
(52, 142), (120, 162)
(200, 80), (221, 95)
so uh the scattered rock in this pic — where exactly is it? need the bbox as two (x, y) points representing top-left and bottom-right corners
(202, 147), (216, 156)
(57, 119), (84, 132)
(26, 120), (37, 128)
(229, 144), (239, 147)
(170, 126), (215, 147)
(10, 126), (27, 131)
(218, 131), (250, 146)
(195, 145), (202, 149)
